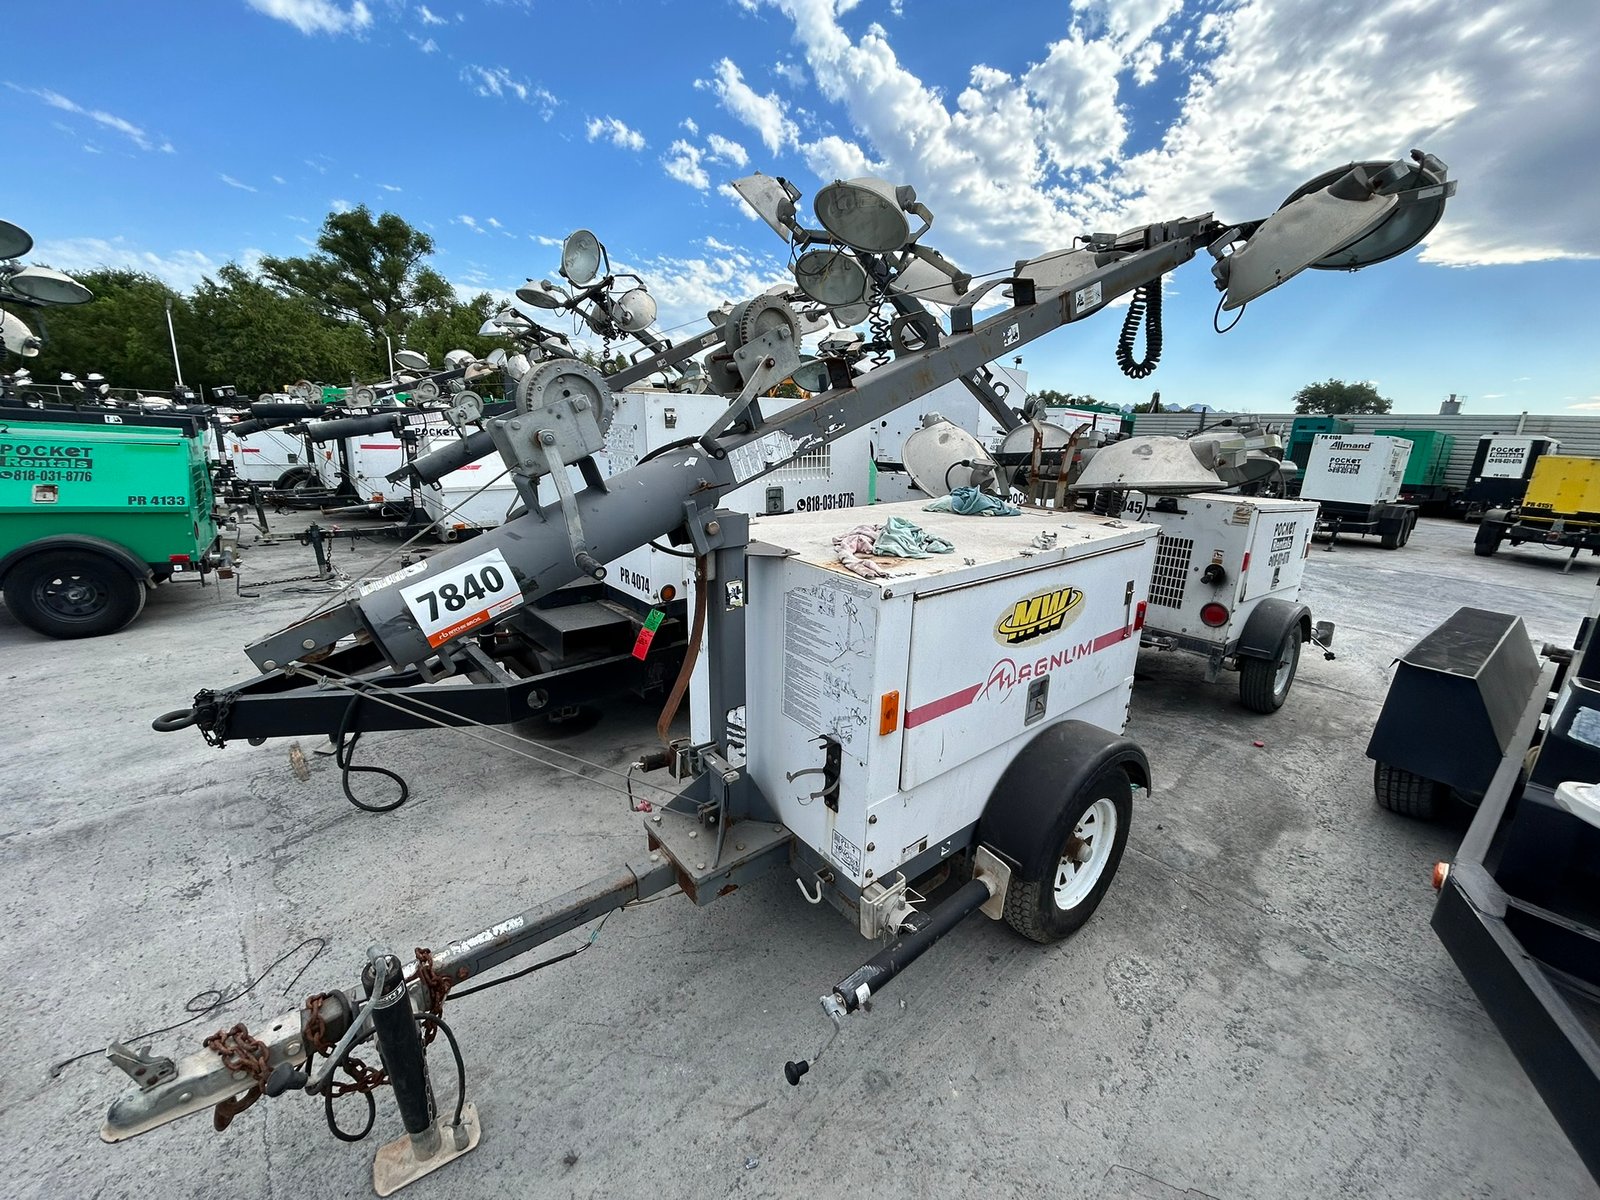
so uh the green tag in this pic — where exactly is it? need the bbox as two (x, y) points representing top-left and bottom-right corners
(643, 608), (666, 632)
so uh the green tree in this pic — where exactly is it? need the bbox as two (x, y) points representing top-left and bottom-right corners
(189, 264), (375, 395)
(1292, 378), (1393, 415)
(259, 205), (453, 347)
(24, 269), (192, 391)
(403, 292), (502, 369)
(1034, 389), (1101, 407)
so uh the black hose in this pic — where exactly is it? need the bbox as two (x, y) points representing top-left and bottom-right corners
(324, 1079), (377, 1142)
(334, 693), (410, 813)
(415, 1012), (466, 1128)
(1115, 279), (1163, 379)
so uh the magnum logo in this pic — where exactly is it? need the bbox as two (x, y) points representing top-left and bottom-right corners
(994, 586), (1085, 645)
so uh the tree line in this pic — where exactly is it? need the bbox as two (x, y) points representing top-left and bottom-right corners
(18, 206), (505, 397)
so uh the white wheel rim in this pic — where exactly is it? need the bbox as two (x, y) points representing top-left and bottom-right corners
(1053, 798), (1117, 910)
(1274, 641), (1295, 693)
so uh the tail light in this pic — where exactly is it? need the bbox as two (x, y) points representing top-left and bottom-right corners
(1133, 601), (1147, 631)
(1241, 551), (1251, 573)
(1200, 602), (1229, 627)
(169, 553), (192, 563)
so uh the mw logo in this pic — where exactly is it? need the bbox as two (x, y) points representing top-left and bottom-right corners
(994, 586), (1084, 646)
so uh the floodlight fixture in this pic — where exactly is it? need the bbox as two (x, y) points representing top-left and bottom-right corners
(485, 348), (508, 367)
(1287, 152), (1457, 270)
(0, 218), (33, 260)
(793, 247), (869, 307)
(730, 173), (801, 242)
(444, 348), (474, 370)
(6, 265), (93, 305)
(0, 310), (40, 357)
(560, 229), (605, 285)
(516, 279), (567, 310)
(887, 244), (970, 306)
(608, 287), (657, 334)
(477, 317), (503, 336)
(789, 356), (832, 394)
(814, 177), (931, 254)
(394, 348), (431, 371)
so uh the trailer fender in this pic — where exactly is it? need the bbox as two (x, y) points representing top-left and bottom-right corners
(1235, 598), (1311, 661)
(0, 534), (153, 587)
(977, 719), (1150, 883)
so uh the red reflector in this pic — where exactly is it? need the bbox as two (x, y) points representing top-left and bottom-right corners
(169, 554), (192, 563)
(1200, 602), (1229, 627)
(1134, 601), (1147, 631)
(1242, 552), (1251, 573)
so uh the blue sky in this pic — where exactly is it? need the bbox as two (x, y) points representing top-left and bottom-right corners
(3, 0), (1596, 414)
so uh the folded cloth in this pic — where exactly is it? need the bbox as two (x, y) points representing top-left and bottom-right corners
(922, 486), (1021, 516)
(873, 514), (955, 558)
(834, 523), (891, 578)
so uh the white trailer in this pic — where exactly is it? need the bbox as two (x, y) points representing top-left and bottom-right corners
(743, 500), (1157, 929)
(1121, 491), (1321, 711)
(225, 426), (313, 487)
(1301, 433), (1419, 549)
(1458, 435), (1562, 516)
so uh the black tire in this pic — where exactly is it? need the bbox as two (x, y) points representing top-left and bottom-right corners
(1474, 520), (1504, 557)
(1380, 522), (1403, 550)
(1373, 761), (1444, 820)
(274, 465), (316, 490)
(3, 550), (147, 639)
(1239, 628), (1300, 714)
(1399, 513), (1415, 546)
(1000, 763), (1133, 944)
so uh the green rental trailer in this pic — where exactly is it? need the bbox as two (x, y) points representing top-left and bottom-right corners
(1375, 427), (1456, 506)
(0, 403), (234, 638)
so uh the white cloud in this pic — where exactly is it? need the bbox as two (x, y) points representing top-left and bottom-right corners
(244, 0), (372, 36)
(219, 174), (258, 192)
(530, 234), (562, 246)
(456, 214), (485, 233)
(739, 0), (1600, 270)
(487, 216), (503, 228)
(706, 133), (750, 167)
(6, 84), (159, 151)
(409, 33), (439, 52)
(330, 198), (352, 213)
(418, 3), (446, 24)
(682, 117), (699, 135)
(663, 140), (709, 189)
(379, 182), (401, 192)
(461, 65), (559, 118)
(697, 58), (799, 154)
(31, 236), (224, 291)
(585, 115), (647, 152)
(272, 174), (287, 184)
(82, 143), (101, 154)
(772, 60), (807, 87)
(159, 141), (176, 154)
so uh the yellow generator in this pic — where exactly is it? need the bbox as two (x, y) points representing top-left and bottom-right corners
(1476, 455), (1600, 566)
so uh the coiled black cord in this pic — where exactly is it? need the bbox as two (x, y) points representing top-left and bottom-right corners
(335, 693), (410, 813)
(1116, 279), (1163, 379)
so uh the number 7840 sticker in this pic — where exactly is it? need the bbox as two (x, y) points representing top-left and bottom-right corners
(398, 547), (525, 648)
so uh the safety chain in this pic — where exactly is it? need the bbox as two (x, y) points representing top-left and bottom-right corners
(194, 689), (234, 749)
(204, 1022), (271, 1131)
(301, 992), (389, 1103)
(302, 993), (333, 1056)
(326, 1055), (388, 1099)
(414, 947), (466, 1046)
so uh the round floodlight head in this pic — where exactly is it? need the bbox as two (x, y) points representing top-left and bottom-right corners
(0, 218), (33, 260)
(1282, 158), (1454, 270)
(394, 348), (430, 371)
(1, 310), (39, 357)
(97, 382), (111, 396)
(789, 356), (832, 394)
(517, 280), (565, 310)
(59, 371), (77, 382)
(477, 317), (503, 337)
(8, 266), (93, 305)
(610, 287), (657, 334)
(560, 229), (604, 285)
(13, 368), (31, 381)
(85, 372), (105, 383)
(814, 177), (912, 253)
(485, 347), (508, 367)
(504, 352), (531, 381)
(793, 247), (869, 307)
(903, 418), (1000, 498)
(444, 348), (474, 370)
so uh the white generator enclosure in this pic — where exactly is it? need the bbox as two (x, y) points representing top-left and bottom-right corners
(414, 430), (520, 535)
(314, 413), (451, 502)
(1126, 493), (1317, 648)
(226, 426), (309, 484)
(1301, 434), (1412, 507)
(742, 501), (1157, 891)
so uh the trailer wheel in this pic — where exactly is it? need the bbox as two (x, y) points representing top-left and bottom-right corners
(1399, 512), (1415, 546)
(1373, 761), (1444, 820)
(1239, 628), (1300, 713)
(1001, 763), (1132, 944)
(3, 550), (146, 638)
(1473, 519), (1505, 557)
(274, 465), (316, 490)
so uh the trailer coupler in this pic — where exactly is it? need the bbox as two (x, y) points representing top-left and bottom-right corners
(785, 873), (997, 1085)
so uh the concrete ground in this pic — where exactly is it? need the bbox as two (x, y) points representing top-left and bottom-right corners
(2, 513), (1596, 1200)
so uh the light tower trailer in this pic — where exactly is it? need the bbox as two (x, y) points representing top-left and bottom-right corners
(104, 150), (1459, 1193)
(1302, 432), (1419, 549)
(1120, 490), (1325, 712)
